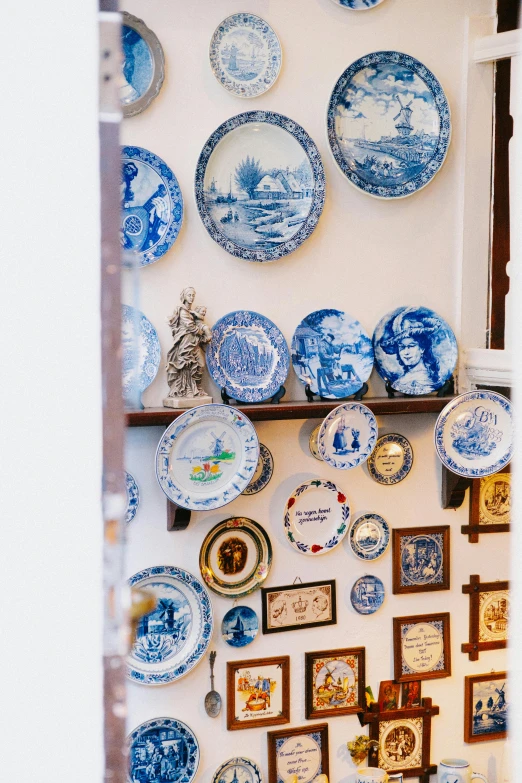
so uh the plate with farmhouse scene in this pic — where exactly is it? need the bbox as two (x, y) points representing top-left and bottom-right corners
(195, 111), (325, 262)
(121, 12), (165, 118)
(127, 717), (200, 783)
(121, 304), (161, 408)
(126, 566), (213, 685)
(284, 479), (350, 555)
(207, 311), (290, 403)
(209, 14), (282, 99)
(292, 309), (374, 399)
(327, 51), (451, 198)
(349, 513), (390, 560)
(155, 404), (259, 511)
(242, 444), (274, 495)
(125, 471), (140, 523)
(222, 606), (259, 648)
(330, 0), (386, 8)
(318, 403), (377, 469)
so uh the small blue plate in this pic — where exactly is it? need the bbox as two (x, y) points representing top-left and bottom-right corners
(318, 403), (377, 469)
(222, 606), (259, 648)
(122, 304), (161, 408)
(127, 717), (199, 783)
(212, 758), (263, 783)
(242, 444), (274, 495)
(331, 0), (385, 8)
(125, 471), (140, 523)
(350, 575), (385, 614)
(121, 12), (165, 117)
(349, 513), (390, 560)
(367, 433), (413, 485)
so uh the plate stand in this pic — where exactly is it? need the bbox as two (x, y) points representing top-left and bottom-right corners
(167, 498), (191, 531)
(385, 375), (454, 399)
(304, 382), (368, 403)
(220, 386), (286, 405)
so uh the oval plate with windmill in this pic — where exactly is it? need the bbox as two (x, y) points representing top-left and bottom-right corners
(284, 479), (350, 555)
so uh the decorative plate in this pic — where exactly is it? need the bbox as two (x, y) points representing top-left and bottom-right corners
(291, 309), (374, 398)
(327, 51), (451, 199)
(125, 471), (140, 523)
(122, 304), (161, 408)
(373, 306), (457, 395)
(330, 0), (386, 8)
(434, 391), (513, 477)
(242, 444), (274, 495)
(200, 517), (272, 598)
(155, 404), (259, 511)
(207, 311), (290, 402)
(127, 717), (200, 783)
(127, 566), (213, 685)
(221, 606), (259, 648)
(367, 433), (413, 485)
(121, 12), (165, 118)
(318, 403), (377, 469)
(349, 513), (390, 560)
(210, 14), (282, 99)
(121, 145), (183, 267)
(195, 111), (325, 262)
(212, 757), (263, 783)
(309, 425), (323, 461)
(350, 575), (385, 614)
(284, 479), (350, 555)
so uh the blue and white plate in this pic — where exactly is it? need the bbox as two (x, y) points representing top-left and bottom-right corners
(127, 717), (199, 783)
(195, 111), (325, 262)
(434, 391), (513, 477)
(242, 444), (274, 495)
(318, 403), (377, 469)
(221, 607), (259, 648)
(330, 0), (386, 8)
(292, 309), (374, 399)
(121, 145), (183, 267)
(373, 306), (457, 395)
(121, 12), (165, 118)
(127, 566), (213, 685)
(122, 304), (161, 408)
(349, 513), (390, 560)
(350, 575), (385, 614)
(367, 433), (413, 485)
(210, 14), (282, 99)
(327, 51), (451, 199)
(212, 757), (263, 783)
(155, 404), (259, 511)
(207, 311), (290, 402)
(125, 471), (140, 523)
(284, 479), (350, 556)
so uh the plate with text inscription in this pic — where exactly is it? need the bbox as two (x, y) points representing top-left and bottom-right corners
(367, 433), (413, 485)
(284, 479), (350, 555)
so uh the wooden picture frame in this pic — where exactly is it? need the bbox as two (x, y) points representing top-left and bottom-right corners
(226, 655), (290, 731)
(378, 680), (401, 712)
(261, 580), (336, 634)
(267, 723), (329, 783)
(305, 647), (365, 719)
(392, 525), (450, 594)
(461, 466), (511, 543)
(401, 680), (422, 709)
(393, 612), (451, 682)
(461, 575), (509, 660)
(464, 671), (507, 742)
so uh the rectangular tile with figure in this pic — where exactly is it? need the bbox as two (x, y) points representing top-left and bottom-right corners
(464, 671), (507, 742)
(226, 655), (290, 731)
(305, 647), (365, 719)
(392, 525), (450, 594)
(461, 575), (509, 660)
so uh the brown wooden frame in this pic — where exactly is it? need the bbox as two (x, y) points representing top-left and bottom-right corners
(393, 612), (451, 682)
(226, 655), (290, 731)
(392, 525), (450, 594)
(267, 723), (329, 783)
(378, 680), (401, 712)
(261, 579), (336, 634)
(305, 647), (365, 719)
(461, 575), (509, 660)
(464, 671), (507, 743)
(461, 465), (511, 543)
(401, 680), (422, 709)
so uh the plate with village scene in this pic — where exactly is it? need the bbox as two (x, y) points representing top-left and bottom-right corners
(121, 12), (165, 118)
(327, 51), (451, 199)
(207, 311), (290, 403)
(350, 575), (385, 614)
(349, 513), (390, 560)
(212, 757), (263, 783)
(291, 310), (374, 399)
(284, 479), (350, 556)
(222, 606), (259, 648)
(121, 146), (183, 267)
(122, 304), (161, 408)
(318, 403), (378, 469)
(155, 404), (259, 511)
(195, 111), (325, 262)
(367, 433), (413, 485)
(209, 14), (282, 99)
(200, 517), (272, 599)
(125, 471), (140, 523)
(434, 391), (513, 478)
(242, 444), (274, 495)
(127, 566), (213, 686)
(127, 717), (200, 783)
(330, 0), (386, 9)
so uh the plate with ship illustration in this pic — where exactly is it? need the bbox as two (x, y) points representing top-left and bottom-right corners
(221, 606), (259, 648)
(348, 513), (390, 560)
(284, 479), (350, 555)
(327, 51), (451, 198)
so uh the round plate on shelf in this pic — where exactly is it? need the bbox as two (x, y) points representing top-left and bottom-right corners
(350, 575), (385, 614)
(121, 12), (165, 118)
(127, 717), (200, 783)
(318, 403), (377, 469)
(212, 758), (263, 783)
(284, 479), (350, 555)
(330, 0), (386, 9)
(309, 425), (323, 461)
(242, 444), (274, 495)
(121, 304), (160, 408)
(367, 433), (413, 485)
(348, 513), (390, 560)
(221, 606), (259, 648)
(125, 471), (140, 523)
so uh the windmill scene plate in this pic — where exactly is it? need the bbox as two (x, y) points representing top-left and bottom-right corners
(122, 304), (160, 408)
(212, 757), (263, 783)
(284, 479), (350, 555)
(348, 513), (390, 560)
(318, 403), (377, 469)
(127, 717), (200, 783)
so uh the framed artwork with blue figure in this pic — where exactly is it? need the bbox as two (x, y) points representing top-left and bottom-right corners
(464, 672), (507, 743)
(392, 526), (450, 595)
(121, 12), (165, 118)
(127, 717), (199, 783)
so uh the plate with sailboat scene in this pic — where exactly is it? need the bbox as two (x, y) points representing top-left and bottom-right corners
(327, 51), (451, 198)
(318, 403), (377, 469)
(242, 444), (274, 495)
(195, 111), (325, 262)
(127, 717), (200, 783)
(155, 404), (259, 511)
(222, 606), (259, 648)
(348, 513), (390, 560)
(212, 757), (263, 783)
(126, 566), (213, 685)
(122, 304), (161, 408)
(284, 479), (350, 556)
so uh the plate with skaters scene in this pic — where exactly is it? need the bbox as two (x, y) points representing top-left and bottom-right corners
(284, 479), (350, 556)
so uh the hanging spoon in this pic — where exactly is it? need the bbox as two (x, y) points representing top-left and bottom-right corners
(204, 650), (222, 718)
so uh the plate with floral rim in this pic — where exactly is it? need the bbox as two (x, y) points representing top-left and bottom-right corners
(367, 433), (413, 485)
(125, 471), (140, 523)
(127, 717), (200, 783)
(284, 479), (350, 556)
(318, 403), (377, 469)
(348, 513), (390, 560)
(212, 757), (263, 783)
(242, 444), (274, 495)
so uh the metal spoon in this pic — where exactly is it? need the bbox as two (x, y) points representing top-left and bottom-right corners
(204, 650), (222, 718)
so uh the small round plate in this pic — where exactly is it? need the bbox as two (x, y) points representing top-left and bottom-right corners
(349, 513), (390, 560)
(122, 304), (161, 408)
(367, 433), (413, 485)
(212, 757), (263, 783)
(434, 391), (513, 477)
(330, 0), (386, 8)
(200, 517), (272, 598)
(125, 471), (140, 523)
(309, 424), (323, 461)
(284, 479), (350, 555)
(222, 606), (259, 648)
(242, 444), (274, 495)
(318, 403), (377, 469)
(127, 717), (200, 783)
(209, 14), (282, 99)
(350, 575), (385, 614)
(480, 472), (511, 525)
(121, 12), (165, 117)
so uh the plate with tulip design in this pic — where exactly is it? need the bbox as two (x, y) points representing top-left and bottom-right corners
(284, 479), (350, 555)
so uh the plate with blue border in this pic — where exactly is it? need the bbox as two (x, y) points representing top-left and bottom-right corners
(434, 391), (513, 477)
(327, 51), (451, 199)
(212, 757), (263, 783)
(207, 311), (290, 402)
(330, 0), (386, 8)
(284, 479), (350, 556)
(195, 111), (325, 262)
(121, 145), (183, 267)
(121, 12), (165, 118)
(210, 14), (282, 99)
(318, 403), (377, 469)
(122, 304), (161, 408)
(222, 607), (259, 648)
(350, 575), (385, 614)
(125, 471), (140, 523)
(367, 433), (413, 485)
(242, 444), (274, 495)
(349, 513), (390, 560)
(127, 717), (200, 783)
(127, 565), (213, 685)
